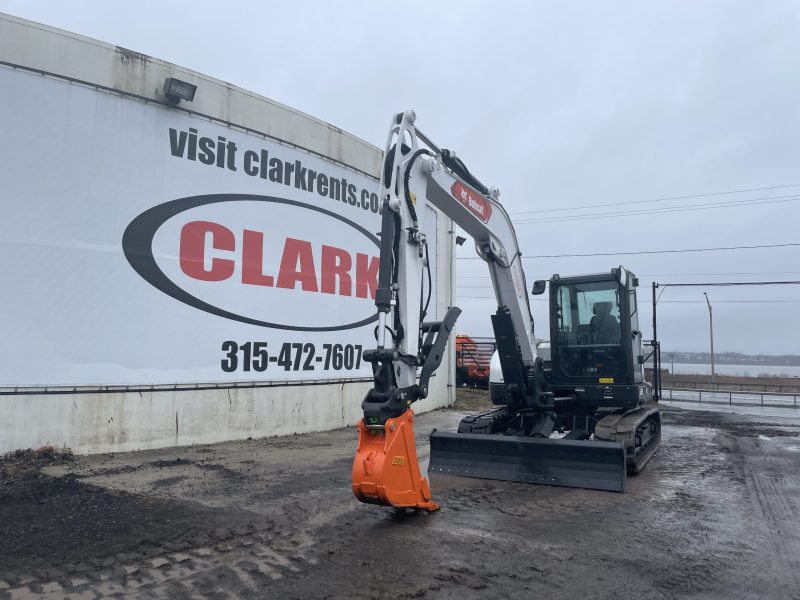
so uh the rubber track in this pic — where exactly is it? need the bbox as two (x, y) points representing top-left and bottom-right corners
(595, 407), (661, 475)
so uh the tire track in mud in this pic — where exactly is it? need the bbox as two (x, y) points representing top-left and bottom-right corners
(0, 443), (358, 599)
(628, 426), (764, 598)
(739, 435), (800, 599)
(1, 533), (311, 599)
(4, 407), (800, 599)
(0, 491), (353, 599)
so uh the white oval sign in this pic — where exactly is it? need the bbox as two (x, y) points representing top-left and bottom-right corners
(123, 195), (380, 331)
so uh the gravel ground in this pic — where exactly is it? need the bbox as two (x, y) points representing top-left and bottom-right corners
(1, 393), (799, 600)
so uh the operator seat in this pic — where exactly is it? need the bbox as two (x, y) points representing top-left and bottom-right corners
(590, 302), (620, 344)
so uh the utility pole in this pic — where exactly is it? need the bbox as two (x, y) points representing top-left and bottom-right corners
(652, 282), (658, 347)
(651, 282), (661, 400)
(703, 292), (716, 385)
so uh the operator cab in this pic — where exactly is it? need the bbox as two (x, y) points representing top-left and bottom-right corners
(553, 278), (624, 378)
(545, 267), (645, 407)
(490, 267), (645, 407)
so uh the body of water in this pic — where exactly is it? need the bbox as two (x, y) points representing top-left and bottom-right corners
(667, 362), (800, 378)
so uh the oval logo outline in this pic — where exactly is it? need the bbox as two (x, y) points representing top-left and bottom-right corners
(122, 194), (380, 332)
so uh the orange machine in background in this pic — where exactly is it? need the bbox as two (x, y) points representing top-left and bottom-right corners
(455, 335), (496, 387)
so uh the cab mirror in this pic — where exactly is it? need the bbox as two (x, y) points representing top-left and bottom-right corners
(531, 280), (547, 295)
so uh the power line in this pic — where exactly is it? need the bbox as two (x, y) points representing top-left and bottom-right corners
(513, 193), (800, 225)
(633, 271), (800, 277)
(456, 271), (800, 279)
(457, 281), (800, 288)
(509, 183), (800, 216)
(457, 295), (800, 303)
(660, 300), (800, 303)
(515, 195), (800, 225)
(457, 242), (800, 259)
(657, 281), (800, 287)
(458, 295), (547, 301)
(459, 281), (800, 290)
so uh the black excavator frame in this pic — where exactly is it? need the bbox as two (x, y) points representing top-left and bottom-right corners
(428, 268), (661, 493)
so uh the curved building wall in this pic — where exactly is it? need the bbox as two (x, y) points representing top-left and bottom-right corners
(0, 13), (456, 454)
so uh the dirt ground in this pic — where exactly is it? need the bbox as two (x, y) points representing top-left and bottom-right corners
(2, 391), (800, 600)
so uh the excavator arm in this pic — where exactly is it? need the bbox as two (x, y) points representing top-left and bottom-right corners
(353, 111), (662, 507)
(352, 111), (543, 510)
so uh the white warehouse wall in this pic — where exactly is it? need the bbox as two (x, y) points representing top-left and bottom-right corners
(0, 13), (456, 454)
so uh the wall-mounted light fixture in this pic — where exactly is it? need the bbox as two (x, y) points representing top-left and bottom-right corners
(163, 77), (197, 104)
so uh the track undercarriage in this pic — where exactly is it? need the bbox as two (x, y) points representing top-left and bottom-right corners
(429, 403), (661, 492)
(595, 406), (661, 475)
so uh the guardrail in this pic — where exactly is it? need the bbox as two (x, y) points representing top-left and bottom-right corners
(663, 387), (798, 409)
(662, 380), (800, 393)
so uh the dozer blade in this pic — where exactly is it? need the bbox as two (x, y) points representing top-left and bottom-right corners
(429, 431), (627, 492)
(352, 410), (439, 511)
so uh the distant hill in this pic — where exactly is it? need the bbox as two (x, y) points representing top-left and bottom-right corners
(665, 351), (800, 367)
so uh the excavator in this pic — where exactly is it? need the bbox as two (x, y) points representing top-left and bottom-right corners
(351, 111), (660, 510)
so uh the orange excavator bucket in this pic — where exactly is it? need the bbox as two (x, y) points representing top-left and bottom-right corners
(351, 410), (439, 511)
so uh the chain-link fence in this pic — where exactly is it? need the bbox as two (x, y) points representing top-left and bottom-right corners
(643, 340), (662, 400)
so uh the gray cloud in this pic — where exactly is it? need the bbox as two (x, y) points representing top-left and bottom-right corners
(3, 0), (798, 353)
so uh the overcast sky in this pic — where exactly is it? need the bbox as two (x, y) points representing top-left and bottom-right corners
(3, 0), (799, 355)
